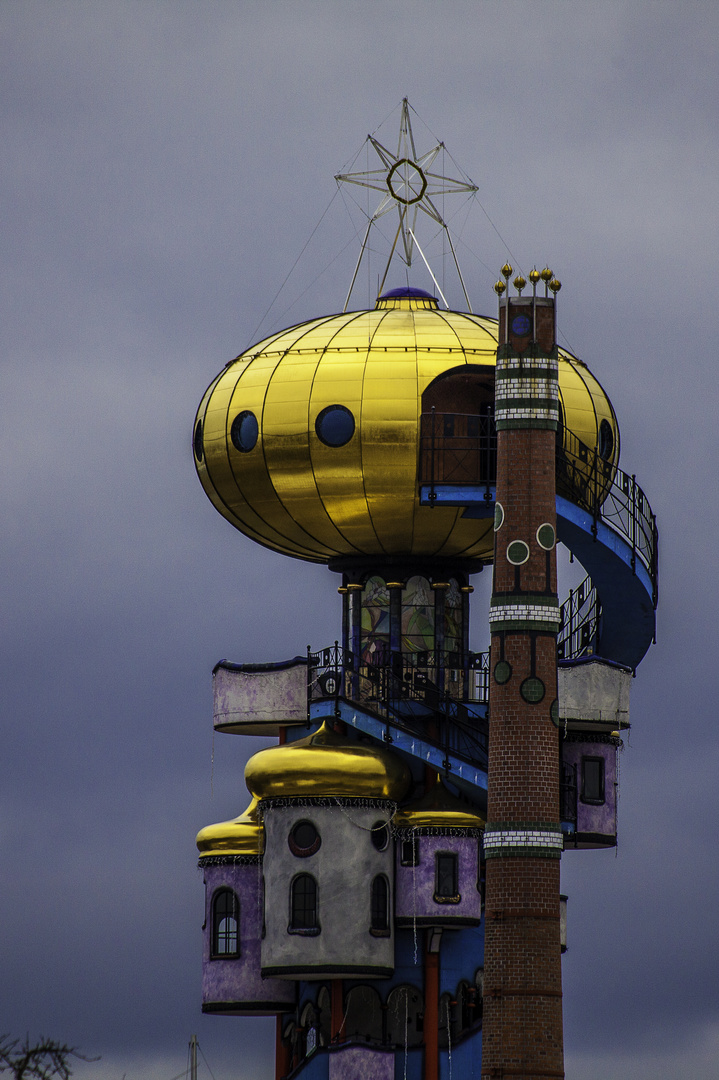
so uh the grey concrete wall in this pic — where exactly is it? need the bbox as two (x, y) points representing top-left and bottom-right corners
(559, 660), (631, 727)
(213, 661), (307, 733)
(261, 803), (395, 978)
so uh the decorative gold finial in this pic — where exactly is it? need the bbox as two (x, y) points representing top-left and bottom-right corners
(494, 280), (506, 295)
(549, 278), (562, 294)
(540, 266), (553, 282)
(529, 267), (541, 285)
(513, 275), (526, 294)
(501, 263), (513, 279)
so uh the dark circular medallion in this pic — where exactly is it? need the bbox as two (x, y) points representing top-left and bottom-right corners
(289, 820), (321, 857)
(494, 660), (512, 685)
(520, 676), (546, 704)
(193, 419), (204, 462)
(550, 698), (560, 726)
(511, 314), (531, 336)
(494, 502), (505, 532)
(507, 539), (530, 565)
(536, 523), (556, 550)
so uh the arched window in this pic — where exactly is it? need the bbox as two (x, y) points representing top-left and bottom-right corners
(344, 986), (383, 1042)
(290, 874), (319, 933)
(387, 985), (423, 1048)
(211, 888), (239, 957)
(370, 875), (389, 934)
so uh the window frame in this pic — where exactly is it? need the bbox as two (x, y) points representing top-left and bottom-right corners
(211, 887), (240, 958)
(580, 755), (606, 805)
(289, 873), (320, 935)
(434, 851), (460, 904)
(370, 874), (390, 936)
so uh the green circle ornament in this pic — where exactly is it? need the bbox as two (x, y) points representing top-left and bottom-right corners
(493, 660), (512, 685)
(494, 502), (505, 532)
(507, 539), (530, 565)
(520, 676), (545, 703)
(536, 523), (556, 550)
(550, 698), (560, 726)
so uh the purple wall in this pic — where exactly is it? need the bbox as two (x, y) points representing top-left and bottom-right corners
(562, 740), (617, 841)
(201, 862), (296, 1014)
(395, 835), (481, 924)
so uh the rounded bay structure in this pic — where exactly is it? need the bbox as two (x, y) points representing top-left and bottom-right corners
(193, 289), (618, 566)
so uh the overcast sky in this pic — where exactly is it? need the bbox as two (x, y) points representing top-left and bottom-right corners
(2, 3), (718, 1079)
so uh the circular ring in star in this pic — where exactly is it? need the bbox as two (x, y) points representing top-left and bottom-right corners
(387, 158), (427, 204)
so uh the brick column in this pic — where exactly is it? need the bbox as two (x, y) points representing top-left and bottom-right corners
(482, 287), (564, 1079)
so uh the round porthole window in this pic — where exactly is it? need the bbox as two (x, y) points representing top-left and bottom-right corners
(315, 405), (355, 447)
(371, 822), (390, 852)
(193, 419), (204, 462)
(230, 410), (259, 453)
(598, 418), (614, 462)
(289, 821), (321, 857)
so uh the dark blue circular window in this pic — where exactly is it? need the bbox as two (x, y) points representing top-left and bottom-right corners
(230, 410), (258, 453)
(598, 418), (614, 462)
(193, 419), (204, 462)
(315, 405), (355, 447)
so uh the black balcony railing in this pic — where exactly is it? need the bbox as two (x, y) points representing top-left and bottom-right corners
(308, 643), (489, 769)
(557, 574), (600, 660)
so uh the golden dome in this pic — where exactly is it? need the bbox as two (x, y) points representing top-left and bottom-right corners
(394, 778), (486, 831)
(245, 722), (411, 802)
(194, 290), (618, 564)
(196, 795), (263, 858)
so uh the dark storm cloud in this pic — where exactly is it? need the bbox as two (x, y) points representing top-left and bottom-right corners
(2, 3), (718, 1079)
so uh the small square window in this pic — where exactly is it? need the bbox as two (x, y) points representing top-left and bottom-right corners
(581, 756), (605, 804)
(434, 853), (460, 903)
(401, 837), (419, 866)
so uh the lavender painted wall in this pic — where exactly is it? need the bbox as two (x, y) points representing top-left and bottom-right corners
(395, 835), (481, 925)
(562, 739), (617, 840)
(201, 861), (296, 1013)
(328, 1045), (394, 1080)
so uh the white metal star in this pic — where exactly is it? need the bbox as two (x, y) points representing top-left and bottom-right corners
(336, 99), (478, 309)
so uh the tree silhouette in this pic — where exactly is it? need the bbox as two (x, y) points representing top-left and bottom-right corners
(0, 1036), (98, 1080)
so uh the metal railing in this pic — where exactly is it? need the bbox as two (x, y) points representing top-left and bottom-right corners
(308, 643), (488, 768)
(420, 413), (658, 606)
(557, 574), (600, 660)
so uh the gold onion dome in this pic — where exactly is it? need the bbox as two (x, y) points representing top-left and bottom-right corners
(393, 778), (486, 831)
(194, 288), (618, 564)
(245, 722), (411, 803)
(196, 796), (263, 858)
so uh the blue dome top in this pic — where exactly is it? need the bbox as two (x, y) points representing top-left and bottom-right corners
(379, 286), (437, 301)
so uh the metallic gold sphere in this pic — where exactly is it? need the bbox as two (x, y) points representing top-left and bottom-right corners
(501, 263), (513, 279)
(549, 278), (562, 293)
(394, 779), (486, 830)
(245, 722), (412, 802)
(194, 289), (618, 564)
(540, 266), (553, 282)
(513, 275), (527, 293)
(529, 268), (541, 285)
(196, 796), (263, 858)
(493, 280), (506, 295)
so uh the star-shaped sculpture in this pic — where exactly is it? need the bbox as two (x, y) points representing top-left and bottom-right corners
(336, 99), (477, 307)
